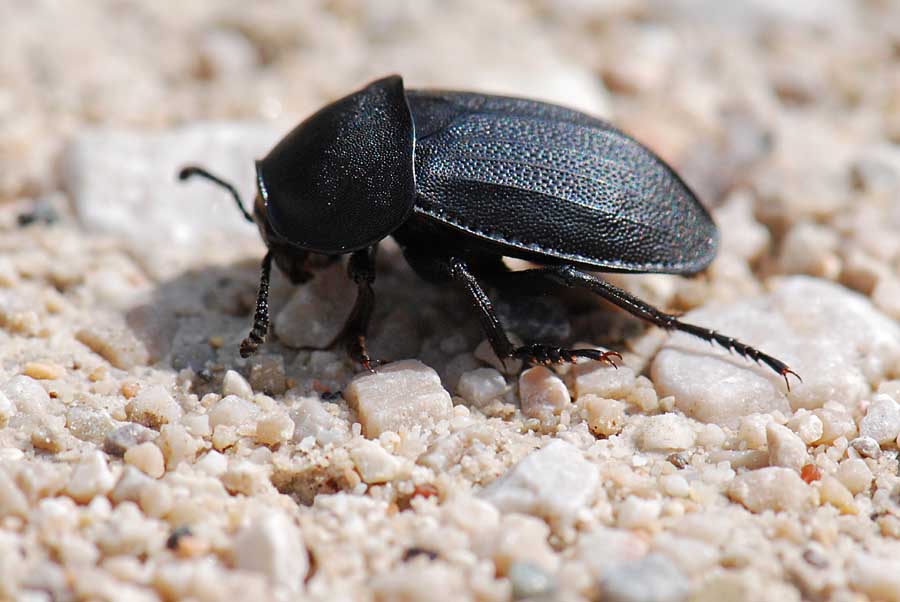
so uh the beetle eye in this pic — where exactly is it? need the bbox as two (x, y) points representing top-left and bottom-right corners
(255, 76), (416, 254)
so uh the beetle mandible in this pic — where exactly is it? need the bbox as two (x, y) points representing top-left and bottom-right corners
(179, 75), (800, 389)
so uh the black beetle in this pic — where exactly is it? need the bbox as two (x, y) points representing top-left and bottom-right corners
(179, 75), (799, 388)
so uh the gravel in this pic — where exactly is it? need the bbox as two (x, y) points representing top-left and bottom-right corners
(3, 1), (900, 600)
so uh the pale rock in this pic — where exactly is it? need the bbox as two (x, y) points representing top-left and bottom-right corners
(138, 480), (173, 518)
(255, 411), (295, 445)
(577, 527), (649, 576)
(492, 514), (559, 574)
(738, 414), (770, 449)
(598, 554), (690, 602)
(859, 394), (900, 444)
(345, 360), (453, 437)
(584, 395), (626, 437)
(508, 562), (557, 600)
(290, 397), (348, 445)
(104, 424), (158, 457)
(835, 458), (873, 494)
(157, 424), (202, 469)
(0, 391), (15, 427)
(456, 368), (509, 408)
(247, 355), (287, 396)
(786, 410), (824, 444)
(66, 406), (115, 444)
(64, 123), (275, 275)
(728, 467), (811, 513)
(480, 440), (598, 524)
(819, 476), (857, 514)
(194, 451), (228, 477)
(574, 362), (637, 399)
(0, 469), (28, 517)
(653, 533), (719, 576)
(109, 467), (153, 505)
(850, 436), (881, 459)
(659, 474), (690, 498)
(638, 415), (696, 451)
(66, 451), (115, 504)
(123, 442), (165, 478)
(350, 440), (405, 484)
(778, 222), (840, 279)
(208, 395), (259, 429)
(2, 375), (51, 415)
(814, 403), (857, 444)
(274, 262), (355, 349)
(181, 413), (211, 438)
(617, 497), (662, 529)
(518, 367), (570, 417)
(76, 318), (150, 370)
(653, 277), (900, 426)
(766, 423), (807, 470)
(419, 425), (495, 472)
(125, 385), (182, 429)
(232, 511), (308, 596)
(850, 554), (900, 602)
(371, 564), (465, 602)
(222, 370), (253, 399)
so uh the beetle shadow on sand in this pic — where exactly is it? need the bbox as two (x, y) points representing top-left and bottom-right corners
(132, 242), (642, 397)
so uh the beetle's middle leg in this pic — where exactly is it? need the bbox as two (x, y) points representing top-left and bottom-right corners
(448, 258), (620, 368)
(331, 246), (379, 371)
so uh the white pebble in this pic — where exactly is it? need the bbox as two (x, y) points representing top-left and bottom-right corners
(738, 414), (770, 449)
(660, 474), (690, 498)
(0, 391), (14, 427)
(576, 527), (649, 576)
(850, 436), (881, 459)
(849, 554), (900, 602)
(125, 385), (182, 429)
(233, 511), (308, 596)
(350, 440), (405, 484)
(345, 360), (453, 437)
(194, 450), (228, 476)
(2, 375), (50, 415)
(814, 404), (857, 444)
(65, 451), (115, 504)
(766, 422), (807, 471)
(519, 366), (570, 418)
(291, 397), (347, 445)
(638, 415), (696, 451)
(456, 368), (509, 408)
(728, 467), (811, 513)
(480, 440), (598, 524)
(574, 363), (636, 399)
(123, 442), (165, 478)
(222, 369), (253, 399)
(786, 410), (824, 444)
(208, 395), (259, 429)
(835, 458), (873, 495)
(859, 394), (900, 444)
(584, 395), (626, 437)
(616, 497), (662, 529)
(255, 412), (295, 445)
(598, 554), (690, 602)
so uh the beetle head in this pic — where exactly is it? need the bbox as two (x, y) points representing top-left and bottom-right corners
(255, 75), (416, 255)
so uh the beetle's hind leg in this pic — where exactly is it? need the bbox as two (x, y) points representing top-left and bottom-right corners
(490, 265), (800, 390)
(448, 258), (620, 369)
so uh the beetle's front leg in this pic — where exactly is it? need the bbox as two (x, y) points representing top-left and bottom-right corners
(336, 246), (378, 371)
(448, 258), (620, 369)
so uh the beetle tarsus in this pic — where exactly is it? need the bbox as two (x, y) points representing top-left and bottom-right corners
(240, 252), (273, 358)
(177, 165), (255, 223)
(511, 344), (621, 368)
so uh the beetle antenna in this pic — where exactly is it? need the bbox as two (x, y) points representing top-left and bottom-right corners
(178, 165), (255, 223)
(240, 251), (273, 358)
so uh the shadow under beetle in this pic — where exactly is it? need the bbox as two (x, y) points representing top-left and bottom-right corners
(179, 75), (800, 389)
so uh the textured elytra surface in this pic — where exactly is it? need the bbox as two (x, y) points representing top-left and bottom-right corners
(408, 91), (718, 274)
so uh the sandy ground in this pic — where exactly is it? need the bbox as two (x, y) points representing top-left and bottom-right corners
(2, 1), (900, 601)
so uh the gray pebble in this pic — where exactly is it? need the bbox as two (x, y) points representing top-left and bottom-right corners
(509, 562), (556, 600)
(598, 554), (690, 602)
(104, 423), (159, 457)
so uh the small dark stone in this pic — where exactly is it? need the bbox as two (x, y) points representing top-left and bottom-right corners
(402, 547), (438, 561)
(166, 526), (193, 550)
(17, 201), (60, 228)
(667, 453), (689, 469)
